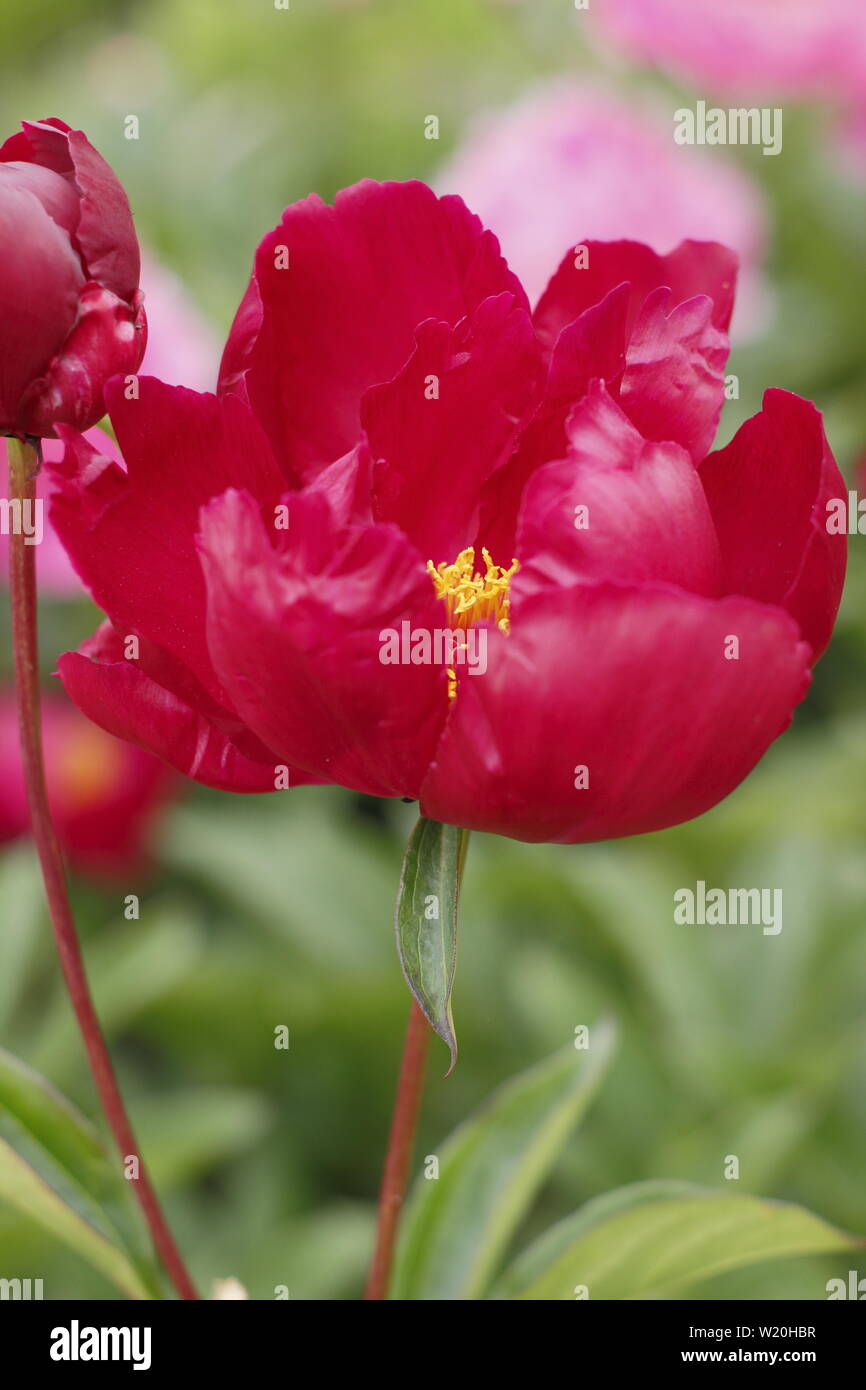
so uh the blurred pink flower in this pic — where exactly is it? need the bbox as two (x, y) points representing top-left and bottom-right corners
(139, 253), (219, 392)
(592, 0), (866, 101)
(0, 688), (174, 879)
(437, 81), (770, 336)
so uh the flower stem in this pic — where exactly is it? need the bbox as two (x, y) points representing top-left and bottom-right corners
(364, 999), (431, 1299)
(6, 435), (198, 1302)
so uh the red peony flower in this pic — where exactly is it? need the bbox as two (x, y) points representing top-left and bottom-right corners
(0, 689), (173, 878)
(49, 181), (845, 843)
(0, 118), (146, 438)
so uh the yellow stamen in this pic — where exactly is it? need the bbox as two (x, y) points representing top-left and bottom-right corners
(427, 546), (518, 697)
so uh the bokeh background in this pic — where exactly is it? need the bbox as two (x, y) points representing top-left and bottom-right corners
(1, 0), (866, 1300)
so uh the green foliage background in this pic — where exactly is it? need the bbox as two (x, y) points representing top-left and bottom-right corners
(1, 0), (865, 1299)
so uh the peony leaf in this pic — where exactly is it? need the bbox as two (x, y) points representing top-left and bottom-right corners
(394, 817), (470, 1072)
(0, 1048), (159, 1298)
(502, 1186), (861, 1300)
(0, 1047), (110, 1201)
(0, 847), (44, 1029)
(390, 1020), (617, 1300)
(0, 1135), (151, 1300)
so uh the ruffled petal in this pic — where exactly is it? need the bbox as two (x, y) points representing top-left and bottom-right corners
(365, 294), (544, 560)
(233, 179), (528, 481)
(534, 238), (737, 348)
(48, 379), (287, 705)
(479, 267), (729, 557)
(699, 389), (846, 658)
(198, 489), (449, 798)
(617, 287), (728, 462)
(421, 582), (809, 842)
(515, 383), (721, 599)
(58, 622), (293, 793)
(478, 283), (631, 557)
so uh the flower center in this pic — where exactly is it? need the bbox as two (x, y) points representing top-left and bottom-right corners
(426, 546), (518, 697)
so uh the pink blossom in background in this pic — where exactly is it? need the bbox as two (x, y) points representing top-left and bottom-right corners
(437, 81), (770, 336)
(139, 252), (220, 392)
(591, 0), (866, 100)
(590, 0), (866, 169)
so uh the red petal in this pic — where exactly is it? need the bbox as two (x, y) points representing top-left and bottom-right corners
(0, 184), (83, 427)
(0, 160), (79, 233)
(48, 380), (287, 704)
(366, 294), (544, 560)
(217, 275), (260, 398)
(9, 120), (140, 300)
(478, 283), (631, 557)
(421, 583), (809, 843)
(480, 271), (729, 559)
(234, 180), (528, 481)
(699, 390), (846, 658)
(17, 282), (147, 437)
(308, 441), (375, 529)
(6, 118), (74, 172)
(618, 287), (728, 462)
(198, 489), (449, 798)
(58, 622), (293, 793)
(534, 238), (738, 349)
(65, 128), (141, 301)
(515, 383), (721, 599)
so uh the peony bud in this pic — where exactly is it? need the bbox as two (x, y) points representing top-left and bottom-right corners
(0, 117), (146, 438)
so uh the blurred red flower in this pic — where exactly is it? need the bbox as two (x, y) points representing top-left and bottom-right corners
(48, 181), (846, 843)
(0, 689), (173, 878)
(0, 118), (146, 438)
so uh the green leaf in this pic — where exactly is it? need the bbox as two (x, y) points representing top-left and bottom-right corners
(0, 1048), (110, 1203)
(492, 1179), (707, 1298)
(0, 1048), (161, 1298)
(31, 906), (204, 1083)
(161, 801), (393, 971)
(0, 846), (45, 1029)
(394, 817), (469, 1072)
(132, 1086), (271, 1187)
(391, 1018), (617, 1300)
(506, 1186), (861, 1300)
(0, 1136), (151, 1299)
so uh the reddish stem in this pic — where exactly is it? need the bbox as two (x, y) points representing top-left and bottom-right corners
(7, 436), (198, 1301)
(364, 1000), (431, 1299)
